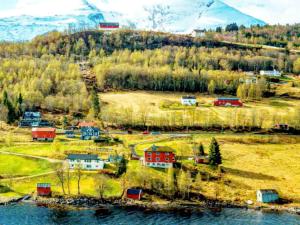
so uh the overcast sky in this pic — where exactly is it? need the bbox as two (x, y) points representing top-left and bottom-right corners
(0, 0), (299, 24)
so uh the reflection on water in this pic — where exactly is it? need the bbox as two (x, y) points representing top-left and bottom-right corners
(0, 203), (299, 225)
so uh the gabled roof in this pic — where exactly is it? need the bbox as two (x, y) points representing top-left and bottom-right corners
(127, 189), (142, 195)
(78, 122), (96, 127)
(257, 189), (278, 194)
(67, 154), (100, 160)
(144, 145), (175, 153)
(32, 127), (56, 132)
(182, 96), (196, 100)
(217, 97), (240, 101)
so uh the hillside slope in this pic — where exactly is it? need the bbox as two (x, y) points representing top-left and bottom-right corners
(0, 0), (265, 41)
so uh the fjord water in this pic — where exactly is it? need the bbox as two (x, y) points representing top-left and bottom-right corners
(0, 204), (300, 225)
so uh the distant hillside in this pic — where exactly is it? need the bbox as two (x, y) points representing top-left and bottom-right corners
(208, 23), (300, 50)
(0, 0), (266, 41)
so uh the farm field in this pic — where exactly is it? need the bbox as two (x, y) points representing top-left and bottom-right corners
(100, 91), (300, 129)
(0, 155), (53, 178)
(0, 128), (299, 205)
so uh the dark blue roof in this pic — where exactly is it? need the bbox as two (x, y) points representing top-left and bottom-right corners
(127, 189), (142, 195)
(67, 154), (99, 160)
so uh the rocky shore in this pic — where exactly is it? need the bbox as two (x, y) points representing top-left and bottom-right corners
(33, 196), (300, 216)
(1, 195), (300, 217)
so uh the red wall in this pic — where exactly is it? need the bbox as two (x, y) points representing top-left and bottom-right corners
(214, 100), (243, 106)
(127, 193), (141, 200)
(37, 187), (51, 196)
(32, 131), (56, 139)
(144, 151), (176, 163)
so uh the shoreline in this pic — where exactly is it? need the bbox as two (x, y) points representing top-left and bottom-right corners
(2, 195), (299, 216)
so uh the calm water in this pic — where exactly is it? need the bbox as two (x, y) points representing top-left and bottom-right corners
(0, 203), (300, 225)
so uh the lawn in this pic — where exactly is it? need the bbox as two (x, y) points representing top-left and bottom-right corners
(0, 155), (53, 178)
(100, 91), (300, 129)
(0, 123), (299, 206)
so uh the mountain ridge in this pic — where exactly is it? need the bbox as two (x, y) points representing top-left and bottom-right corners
(0, 0), (266, 41)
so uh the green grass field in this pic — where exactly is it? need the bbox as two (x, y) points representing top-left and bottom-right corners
(100, 91), (300, 129)
(2, 131), (299, 205)
(0, 155), (53, 178)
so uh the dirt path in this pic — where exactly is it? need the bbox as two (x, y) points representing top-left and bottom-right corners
(0, 150), (62, 163)
(1, 171), (57, 182)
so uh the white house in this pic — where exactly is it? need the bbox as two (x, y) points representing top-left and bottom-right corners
(191, 29), (206, 38)
(181, 96), (197, 106)
(67, 154), (104, 170)
(256, 189), (279, 203)
(260, 70), (281, 77)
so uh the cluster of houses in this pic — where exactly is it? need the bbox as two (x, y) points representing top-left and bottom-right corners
(25, 111), (102, 142)
(19, 111), (52, 128)
(36, 146), (280, 203)
(181, 96), (243, 107)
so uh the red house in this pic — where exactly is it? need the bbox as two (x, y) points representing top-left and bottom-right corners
(214, 97), (243, 107)
(126, 189), (143, 200)
(99, 22), (119, 30)
(32, 128), (56, 142)
(143, 145), (176, 168)
(37, 183), (51, 196)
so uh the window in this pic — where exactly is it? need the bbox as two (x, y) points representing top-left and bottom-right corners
(86, 165), (91, 168)
(147, 163), (150, 166)
(166, 158), (169, 161)
(85, 160), (91, 163)
(156, 152), (160, 156)
(165, 153), (169, 156)
(162, 163), (165, 166)
(156, 157), (160, 162)
(147, 152), (152, 156)
(148, 158), (151, 161)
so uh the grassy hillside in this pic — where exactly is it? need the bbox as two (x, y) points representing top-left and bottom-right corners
(0, 129), (300, 205)
(100, 91), (300, 130)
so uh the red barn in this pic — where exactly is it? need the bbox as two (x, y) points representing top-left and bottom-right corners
(37, 183), (51, 196)
(126, 189), (143, 200)
(143, 145), (176, 168)
(214, 97), (243, 107)
(32, 128), (56, 141)
(99, 22), (119, 30)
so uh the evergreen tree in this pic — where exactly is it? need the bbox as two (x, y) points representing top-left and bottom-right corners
(116, 155), (127, 177)
(2, 91), (16, 124)
(199, 143), (205, 156)
(91, 88), (101, 119)
(209, 138), (222, 167)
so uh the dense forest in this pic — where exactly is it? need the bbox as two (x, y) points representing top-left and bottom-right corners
(0, 28), (299, 124)
(210, 23), (300, 49)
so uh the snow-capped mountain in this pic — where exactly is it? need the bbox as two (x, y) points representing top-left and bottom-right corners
(0, 0), (266, 41)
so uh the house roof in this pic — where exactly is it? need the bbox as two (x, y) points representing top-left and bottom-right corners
(67, 154), (100, 160)
(144, 145), (175, 153)
(32, 127), (56, 132)
(182, 96), (196, 100)
(257, 189), (278, 194)
(37, 183), (51, 188)
(81, 126), (100, 132)
(78, 122), (97, 127)
(127, 189), (142, 195)
(217, 97), (240, 101)
(23, 112), (41, 119)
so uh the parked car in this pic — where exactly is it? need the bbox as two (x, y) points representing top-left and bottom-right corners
(142, 131), (150, 135)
